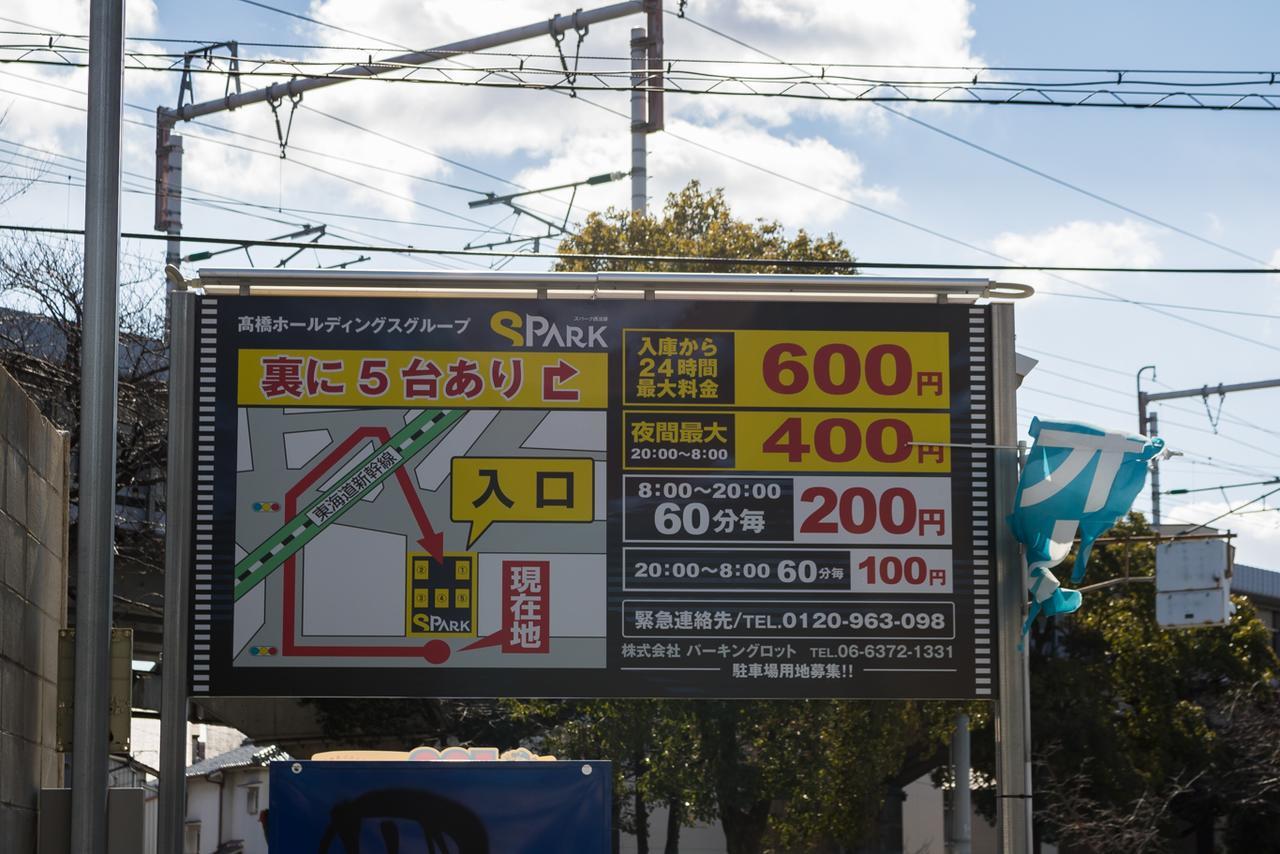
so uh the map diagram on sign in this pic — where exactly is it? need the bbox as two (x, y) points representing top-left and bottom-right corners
(231, 404), (606, 670)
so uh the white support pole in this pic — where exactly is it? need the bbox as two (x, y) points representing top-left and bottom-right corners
(71, 0), (125, 850)
(951, 712), (972, 854)
(993, 302), (1033, 854)
(630, 27), (648, 214)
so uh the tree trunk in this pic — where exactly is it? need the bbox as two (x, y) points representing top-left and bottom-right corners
(720, 800), (771, 854)
(612, 793), (622, 854)
(635, 782), (650, 854)
(664, 796), (682, 854)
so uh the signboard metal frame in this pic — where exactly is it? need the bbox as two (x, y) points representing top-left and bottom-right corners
(159, 271), (1032, 849)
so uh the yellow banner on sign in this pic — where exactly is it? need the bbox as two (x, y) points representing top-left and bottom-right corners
(451, 457), (595, 547)
(237, 349), (606, 408)
(736, 411), (952, 473)
(734, 330), (950, 409)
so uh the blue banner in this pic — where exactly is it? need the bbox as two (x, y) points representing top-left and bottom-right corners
(269, 760), (612, 853)
(1011, 418), (1163, 630)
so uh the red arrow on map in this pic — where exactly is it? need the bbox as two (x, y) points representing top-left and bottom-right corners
(393, 466), (445, 562)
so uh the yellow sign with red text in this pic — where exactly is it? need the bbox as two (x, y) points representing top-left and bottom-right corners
(236, 349), (606, 408)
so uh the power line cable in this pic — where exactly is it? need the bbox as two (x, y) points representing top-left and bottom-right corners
(233, 0), (403, 51)
(672, 12), (1280, 356)
(0, 76), (558, 236)
(0, 221), (1275, 277)
(1029, 365), (1280, 440)
(677, 9), (1276, 267)
(1017, 386), (1280, 459)
(8, 23), (1280, 78)
(7, 46), (1280, 113)
(1032, 289), (1280, 321)
(226, 0), (1280, 357)
(0, 66), (571, 226)
(8, 11), (1277, 357)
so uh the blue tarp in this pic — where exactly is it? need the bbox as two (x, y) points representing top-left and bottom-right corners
(269, 760), (612, 853)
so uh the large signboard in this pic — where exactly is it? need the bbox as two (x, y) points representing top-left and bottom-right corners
(189, 295), (997, 698)
(269, 760), (611, 852)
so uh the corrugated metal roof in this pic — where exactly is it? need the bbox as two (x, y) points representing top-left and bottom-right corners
(1234, 563), (1280, 603)
(185, 743), (289, 777)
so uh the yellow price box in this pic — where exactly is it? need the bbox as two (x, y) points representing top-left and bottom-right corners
(736, 411), (952, 473)
(735, 331), (950, 409)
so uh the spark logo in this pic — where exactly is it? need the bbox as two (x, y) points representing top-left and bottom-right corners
(490, 310), (607, 349)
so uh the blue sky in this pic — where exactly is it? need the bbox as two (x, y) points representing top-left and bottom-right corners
(1, 0), (1278, 565)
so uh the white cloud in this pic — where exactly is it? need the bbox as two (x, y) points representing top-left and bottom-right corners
(1, 0), (980, 245)
(993, 219), (1162, 269)
(0, 0), (163, 156)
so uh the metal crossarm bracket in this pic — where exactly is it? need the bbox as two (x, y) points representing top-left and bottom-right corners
(177, 41), (241, 112)
(267, 87), (304, 158)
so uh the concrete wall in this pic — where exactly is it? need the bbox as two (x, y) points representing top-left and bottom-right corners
(0, 366), (69, 851)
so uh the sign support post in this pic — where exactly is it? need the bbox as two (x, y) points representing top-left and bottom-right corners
(992, 303), (1033, 854)
(159, 284), (196, 854)
(71, 0), (125, 850)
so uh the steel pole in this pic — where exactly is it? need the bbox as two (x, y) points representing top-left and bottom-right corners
(71, 0), (125, 850)
(630, 27), (647, 214)
(164, 136), (183, 271)
(1148, 412), (1161, 525)
(159, 1), (643, 122)
(951, 712), (972, 854)
(155, 0), (647, 280)
(1142, 377), (1280, 402)
(158, 287), (195, 854)
(1136, 366), (1157, 527)
(992, 303), (1032, 854)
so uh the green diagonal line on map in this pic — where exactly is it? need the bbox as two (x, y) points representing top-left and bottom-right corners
(232, 408), (462, 602)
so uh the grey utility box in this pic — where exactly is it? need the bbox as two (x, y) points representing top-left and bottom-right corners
(1155, 539), (1235, 628)
(37, 787), (145, 854)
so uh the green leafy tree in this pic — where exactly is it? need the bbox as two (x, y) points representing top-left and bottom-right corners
(555, 180), (856, 274)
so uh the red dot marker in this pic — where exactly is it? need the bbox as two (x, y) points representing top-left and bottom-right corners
(422, 639), (451, 664)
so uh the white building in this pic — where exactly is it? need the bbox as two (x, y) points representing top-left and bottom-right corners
(183, 743), (288, 854)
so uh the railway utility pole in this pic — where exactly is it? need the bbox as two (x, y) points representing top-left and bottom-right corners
(155, 4), (663, 853)
(1137, 367), (1280, 524)
(154, 1), (664, 273)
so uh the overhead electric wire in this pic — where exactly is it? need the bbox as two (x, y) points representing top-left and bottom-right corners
(1171, 484), (1280, 534)
(0, 66), (572, 229)
(1017, 386), (1280, 460)
(5, 13), (1277, 350)
(221, 0), (1280, 365)
(677, 11), (1275, 267)
(1029, 366), (1280, 440)
(1021, 347), (1280, 444)
(0, 73), (568, 238)
(1031, 289), (1280, 321)
(0, 65), (527, 197)
(233, 0), (403, 51)
(9, 50), (1280, 113)
(672, 12), (1280, 358)
(0, 135), (501, 271)
(7, 21), (1280, 80)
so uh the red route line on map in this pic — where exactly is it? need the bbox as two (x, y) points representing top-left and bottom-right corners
(281, 425), (440, 659)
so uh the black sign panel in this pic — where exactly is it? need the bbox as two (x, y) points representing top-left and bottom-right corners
(188, 294), (997, 699)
